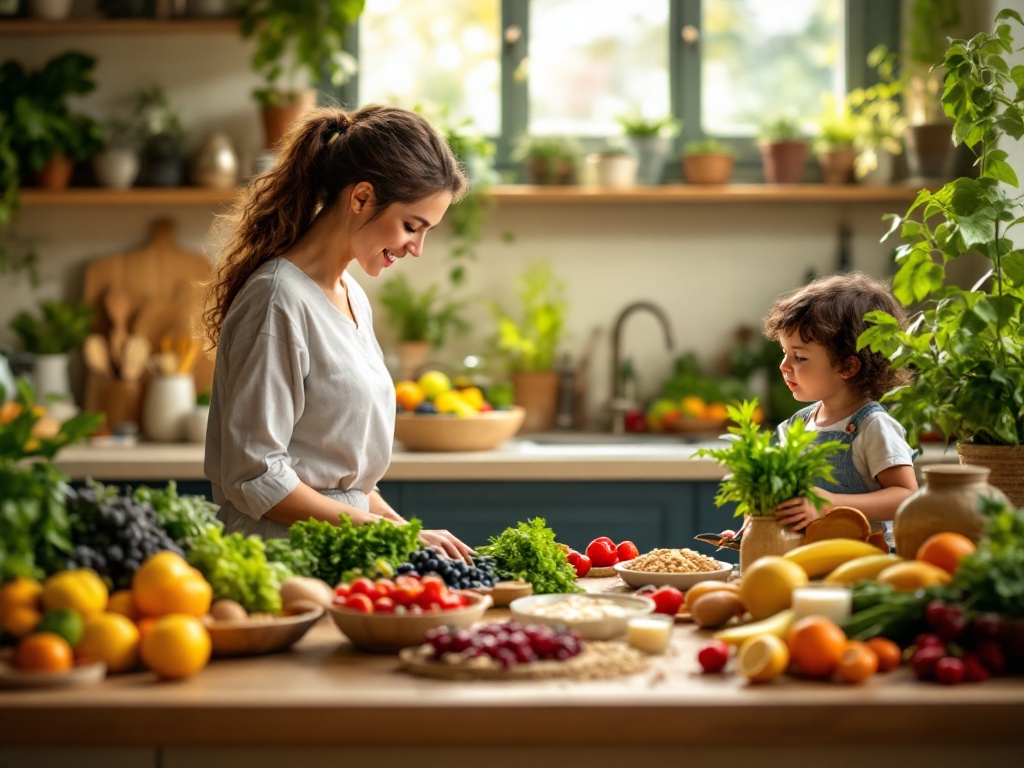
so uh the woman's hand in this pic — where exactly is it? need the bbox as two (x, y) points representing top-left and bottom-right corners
(419, 529), (474, 564)
(773, 490), (833, 532)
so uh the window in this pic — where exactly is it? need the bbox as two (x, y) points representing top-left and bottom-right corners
(346, 0), (900, 174)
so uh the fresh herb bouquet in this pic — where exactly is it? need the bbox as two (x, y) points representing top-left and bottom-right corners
(693, 399), (847, 518)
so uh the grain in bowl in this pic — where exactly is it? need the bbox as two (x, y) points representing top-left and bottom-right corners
(626, 548), (724, 574)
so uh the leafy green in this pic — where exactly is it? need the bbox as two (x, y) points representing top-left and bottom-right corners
(282, 516), (423, 587)
(658, 352), (750, 405)
(490, 261), (567, 373)
(378, 273), (468, 346)
(135, 481), (221, 549)
(9, 301), (94, 355)
(186, 526), (293, 614)
(476, 518), (582, 595)
(949, 497), (1024, 618)
(842, 579), (943, 644)
(693, 399), (846, 517)
(857, 9), (1024, 447)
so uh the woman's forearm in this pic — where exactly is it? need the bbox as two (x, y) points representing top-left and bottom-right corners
(368, 489), (406, 523)
(264, 482), (380, 527)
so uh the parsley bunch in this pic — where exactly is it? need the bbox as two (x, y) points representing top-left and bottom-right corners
(693, 399), (846, 518)
(950, 497), (1024, 618)
(476, 518), (582, 595)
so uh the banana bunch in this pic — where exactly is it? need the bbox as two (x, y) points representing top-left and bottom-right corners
(823, 553), (903, 584)
(782, 539), (887, 579)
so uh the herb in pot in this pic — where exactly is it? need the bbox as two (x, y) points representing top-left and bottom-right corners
(9, 300), (95, 355)
(475, 517), (582, 595)
(134, 480), (220, 550)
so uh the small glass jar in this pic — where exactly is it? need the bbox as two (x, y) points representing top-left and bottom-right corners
(626, 614), (674, 655)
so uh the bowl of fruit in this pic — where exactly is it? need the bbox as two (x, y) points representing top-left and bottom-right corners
(327, 574), (493, 653)
(394, 371), (525, 452)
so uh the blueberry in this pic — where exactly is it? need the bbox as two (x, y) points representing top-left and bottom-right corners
(414, 401), (439, 415)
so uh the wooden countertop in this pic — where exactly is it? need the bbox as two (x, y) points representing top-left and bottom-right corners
(1, 577), (1021, 752)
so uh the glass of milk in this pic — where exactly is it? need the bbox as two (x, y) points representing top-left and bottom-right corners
(626, 614), (674, 654)
(791, 583), (853, 625)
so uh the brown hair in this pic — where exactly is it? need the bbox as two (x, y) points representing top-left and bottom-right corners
(762, 271), (911, 400)
(203, 105), (469, 345)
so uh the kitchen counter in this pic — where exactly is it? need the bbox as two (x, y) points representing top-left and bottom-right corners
(0, 577), (1021, 768)
(53, 437), (960, 483)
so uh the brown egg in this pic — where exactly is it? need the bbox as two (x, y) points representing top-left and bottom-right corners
(684, 580), (741, 613)
(279, 577), (333, 608)
(690, 591), (746, 629)
(209, 599), (248, 622)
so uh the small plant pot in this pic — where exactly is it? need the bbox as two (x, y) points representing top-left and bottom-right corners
(526, 158), (575, 185)
(904, 121), (958, 183)
(818, 148), (858, 184)
(511, 370), (560, 433)
(261, 90), (317, 150)
(585, 154), (638, 188)
(855, 148), (895, 185)
(27, 0), (72, 19)
(627, 135), (672, 185)
(759, 140), (809, 184)
(34, 154), (74, 190)
(93, 148), (140, 189)
(683, 153), (735, 185)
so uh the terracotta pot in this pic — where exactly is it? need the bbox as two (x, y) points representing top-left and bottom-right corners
(893, 464), (1010, 559)
(511, 370), (560, 433)
(957, 443), (1024, 508)
(683, 153), (735, 185)
(396, 341), (431, 382)
(818, 148), (858, 184)
(739, 516), (805, 574)
(526, 158), (575, 185)
(262, 90), (318, 150)
(34, 154), (74, 190)
(759, 141), (808, 184)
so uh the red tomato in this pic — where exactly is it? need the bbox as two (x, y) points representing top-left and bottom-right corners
(649, 585), (684, 616)
(372, 596), (396, 614)
(566, 550), (581, 566)
(343, 593), (374, 613)
(616, 541), (639, 561)
(586, 538), (618, 567)
(439, 593), (464, 610)
(333, 583), (351, 600)
(392, 583), (423, 607)
(349, 577), (377, 598)
(573, 554), (592, 578)
(374, 579), (395, 599)
(420, 575), (447, 604)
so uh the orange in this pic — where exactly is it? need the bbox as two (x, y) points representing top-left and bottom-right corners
(786, 616), (847, 679)
(0, 576), (43, 614)
(703, 402), (730, 421)
(1, 605), (42, 638)
(916, 532), (977, 576)
(107, 589), (140, 621)
(0, 400), (21, 424)
(139, 614), (211, 680)
(132, 551), (212, 618)
(865, 637), (902, 673)
(14, 632), (74, 673)
(395, 380), (425, 412)
(76, 612), (140, 673)
(835, 640), (879, 684)
(679, 396), (706, 418)
(737, 633), (790, 683)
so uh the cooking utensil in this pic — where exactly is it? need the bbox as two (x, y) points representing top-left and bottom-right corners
(120, 335), (151, 382)
(104, 288), (133, 371)
(132, 296), (175, 341)
(83, 334), (114, 379)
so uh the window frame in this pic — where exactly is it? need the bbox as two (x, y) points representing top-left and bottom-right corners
(341, 0), (901, 181)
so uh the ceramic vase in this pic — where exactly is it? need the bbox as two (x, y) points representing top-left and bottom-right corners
(739, 516), (805, 574)
(586, 154), (638, 188)
(190, 133), (239, 189)
(143, 373), (196, 442)
(93, 148), (140, 189)
(627, 136), (671, 185)
(32, 353), (72, 402)
(893, 464), (1010, 559)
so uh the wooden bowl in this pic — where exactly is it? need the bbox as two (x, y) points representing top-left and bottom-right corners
(204, 606), (324, 658)
(326, 591), (493, 653)
(394, 407), (525, 452)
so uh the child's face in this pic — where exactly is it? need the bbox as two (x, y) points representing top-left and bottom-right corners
(778, 330), (850, 403)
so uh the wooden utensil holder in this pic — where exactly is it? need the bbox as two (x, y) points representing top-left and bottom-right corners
(100, 378), (143, 434)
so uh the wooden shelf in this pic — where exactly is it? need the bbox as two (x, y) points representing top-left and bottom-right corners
(18, 184), (920, 208)
(0, 18), (239, 35)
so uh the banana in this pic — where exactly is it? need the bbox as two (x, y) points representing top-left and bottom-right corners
(782, 539), (886, 579)
(823, 553), (904, 584)
(713, 608), (794, 647)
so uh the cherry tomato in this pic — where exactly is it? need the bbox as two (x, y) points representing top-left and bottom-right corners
(573, 554), (592, 578)
(935, 656), (965, 685)
(349, 577), (377, 598)
(697, 640), (730, 673)
(586, 538), (618, 567)
(649, 585), (684, 616)
(333, 583), (351, 600)
(439, 593), (464, 610)
(374, 579), (395, 599)
(343, 593), (374, 613)
(373, 596), (396, 614)
(420, 575), (447, 603)
(392, 582), (423, 607)
(616, 541), (639, 562)
(566, 550), (581, 566)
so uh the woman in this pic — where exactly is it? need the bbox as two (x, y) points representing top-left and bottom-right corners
(203, 105), (473, 561)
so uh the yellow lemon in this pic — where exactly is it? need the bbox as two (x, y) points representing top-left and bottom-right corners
(458, 386), (485, 411)
(417, 370), (451, 400)
(41, 569), (109, 618)
(76, 612), (140, 673)
(450, 400), (477, 418)
(739, 555), (808, 621)
(737, 633), (790, 683)
(433, 389), (465, 415)
(680, 395), (706, 418)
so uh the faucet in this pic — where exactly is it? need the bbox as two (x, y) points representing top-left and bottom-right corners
(609, 301), (675, 433)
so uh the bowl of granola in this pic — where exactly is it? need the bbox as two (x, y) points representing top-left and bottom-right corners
(613, 548), (733, 590)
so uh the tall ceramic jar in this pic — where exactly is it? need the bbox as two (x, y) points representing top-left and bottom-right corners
(739, 516), (805, 573)
(893, 465), (1010, 559)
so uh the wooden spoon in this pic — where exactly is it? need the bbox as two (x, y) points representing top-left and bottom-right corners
(120, 335), (151, 383)
(104, 288), (133, 370)
(132, 296), (174, 342)
(83, 334), (114, 379)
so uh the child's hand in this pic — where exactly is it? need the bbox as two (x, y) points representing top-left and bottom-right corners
(773, 491), (832, 532)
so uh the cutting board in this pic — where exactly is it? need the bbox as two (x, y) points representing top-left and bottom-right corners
(82, 218), (216, 420)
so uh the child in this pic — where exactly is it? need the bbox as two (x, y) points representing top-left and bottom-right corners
(760, 272), (918, 546)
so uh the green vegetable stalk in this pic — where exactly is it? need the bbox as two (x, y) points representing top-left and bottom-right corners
(476, 518), (582, 595)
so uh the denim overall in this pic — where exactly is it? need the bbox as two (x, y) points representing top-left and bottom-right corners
(784, 401), (894, 545)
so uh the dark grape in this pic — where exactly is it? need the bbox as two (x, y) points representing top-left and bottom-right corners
(424, 621), (583, 668)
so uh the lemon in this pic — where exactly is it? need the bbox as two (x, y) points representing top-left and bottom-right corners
(737, 633), (790, 682)
(458, 386), (485, 411)
(680, 395), (706, 418)
(77, 612), (140, 673)
(739, 555), (808, 620)
(41, 569), (109, 618)
(417, 370), (451, 401)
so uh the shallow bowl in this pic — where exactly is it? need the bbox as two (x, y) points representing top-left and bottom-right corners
(205, 606), (324, 657)
(395, 407), (525, 452)
(326, 591), (493, 653)
(509, 593), (655, 640)
(612, 558), (733, 590)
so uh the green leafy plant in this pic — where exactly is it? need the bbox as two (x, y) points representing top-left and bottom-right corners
(858, 10), (1024, 447)
(475, 517), (583, 595)
(238, 0), (365, 107)
(758, 114), (805, 143)
(814, 96), (858, 153)
(490, 261), (567, 373)
(846, 45), (907, 157)
(134, 481), (221, 550)
(378, 273), (468, 347)
(682, 138), (736, 158)
(693, 399), (846, 518)
(9, 300), (95, 355)
(615, 113), (681, 138)
(512, 135), (581, 184)
(187, 527), (294, 614)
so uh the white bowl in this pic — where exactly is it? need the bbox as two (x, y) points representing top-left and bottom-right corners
(509, 593), (655, 640)
(326, 591), (492, 653)
(613, 558), (733, 590)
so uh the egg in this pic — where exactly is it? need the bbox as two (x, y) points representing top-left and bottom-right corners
(209, 598), (248, 622)
(279, 576), (333, 609)
(690, 591), (746, 629)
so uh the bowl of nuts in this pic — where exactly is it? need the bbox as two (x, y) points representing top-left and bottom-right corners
(613, 548), (733, 590)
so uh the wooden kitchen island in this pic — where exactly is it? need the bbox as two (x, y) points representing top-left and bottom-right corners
(2, 576), (1022, 768)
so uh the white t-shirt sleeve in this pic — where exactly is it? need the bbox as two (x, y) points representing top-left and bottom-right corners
(853, 411), (915, 485)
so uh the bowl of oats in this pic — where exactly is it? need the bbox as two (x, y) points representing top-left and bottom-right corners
(613, 548), (733, 590)
(509, 593), (655, 640)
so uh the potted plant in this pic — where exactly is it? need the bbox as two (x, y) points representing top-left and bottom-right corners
(0, 51), (104, 191)
(693, 399), (846, 572)
(9, 299), (95, 405)
(615, 112), (681, 185)
(846, 45), (906, 185)
(857, 9), (1024, 507)
(93, 114), (144, 190)
(682, 138), (736, 185)
(512, 135), (581, 185)
(757, 114), (808, 184)
(814, 99), (859, 184)
(585, 144), (638, 188)
(377, 274), (468, 381)
(490, 261), (568, 433)
(237, 0), (365, 149)
(131, 85), (187, 188)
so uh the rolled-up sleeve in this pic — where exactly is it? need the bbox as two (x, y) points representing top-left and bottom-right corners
(219, 329), (308, 519)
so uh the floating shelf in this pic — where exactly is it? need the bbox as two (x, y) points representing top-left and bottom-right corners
(0, 18), (240, 35)
(18, 188), (238, 206)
